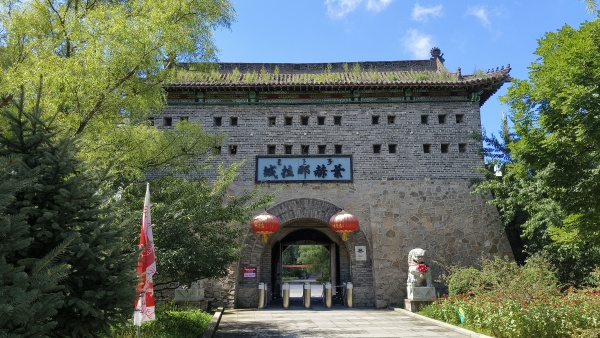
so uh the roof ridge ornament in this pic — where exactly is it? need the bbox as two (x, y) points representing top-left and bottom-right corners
(430, 47), (445, 63)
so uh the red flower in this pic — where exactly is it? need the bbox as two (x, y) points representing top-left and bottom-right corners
(417, 263), (428, 273)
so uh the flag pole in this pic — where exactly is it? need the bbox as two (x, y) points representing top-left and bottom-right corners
(133, 183), (157, 334)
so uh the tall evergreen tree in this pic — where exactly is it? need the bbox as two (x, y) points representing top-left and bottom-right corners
(0, 88), (138, 337)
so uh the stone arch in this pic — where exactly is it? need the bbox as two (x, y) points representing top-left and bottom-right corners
(234, 198), (375, 308)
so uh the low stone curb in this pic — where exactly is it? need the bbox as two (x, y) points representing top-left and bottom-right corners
(391, 307), (494, 338)
(201, 307), (224, 338)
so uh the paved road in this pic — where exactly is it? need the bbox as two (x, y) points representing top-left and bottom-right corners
(214, 307), (487, 338)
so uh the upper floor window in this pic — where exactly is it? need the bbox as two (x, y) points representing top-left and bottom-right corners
(373, 144), (382, 154)
(268, 117), (276, 126)
(456, 114), (465, 123)
(334, 145), (343, 154)
(318, 145), (326, 154)
(421, 115), (429, 124)
(285, 116), (293, 126)
(441, 143), (449, 153)
(388, 144), (397, 154)
(301, 145), (310, 155)
(387, 115), (396, 124)
(318, 116), (325, 125)
(334, 116), (342, 125)
(372, 116), (380, 125)
(301, 116), (309, 126)
(285, 145), (293, 154)
(214, 117), (222, 126)
(163, 117), (172, 127)
(438, 114), (446, 124)
(229, 145), (237, 155)
(230, 117), (238, 126)
(267, 145), (276, 154)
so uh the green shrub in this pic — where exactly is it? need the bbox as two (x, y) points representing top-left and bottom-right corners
(421, 255), (600, 337)
(102, 304), (212, 338)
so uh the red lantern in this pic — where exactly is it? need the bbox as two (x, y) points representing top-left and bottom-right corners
(329, 210), (359, 241)
(250, 212), (280, 243)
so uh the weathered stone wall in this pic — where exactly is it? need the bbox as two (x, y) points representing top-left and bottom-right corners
(159, 99), (513, 308)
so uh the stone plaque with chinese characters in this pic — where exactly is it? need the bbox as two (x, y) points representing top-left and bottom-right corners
(255, 156), (353, 183)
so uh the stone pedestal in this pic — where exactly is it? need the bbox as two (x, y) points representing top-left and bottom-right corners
(406, 286), (436, 301)
(404, 286), (436, 312)
(404, 299), (433, 312)
(174, 282), (205, 304)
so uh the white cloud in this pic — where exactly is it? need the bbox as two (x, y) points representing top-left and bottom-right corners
(366, 0), (392, 12)
(402, 29), (434, 59)
(326, 0), (362, 18)
(325, 0), (393, 19)
(467, 5), (490, 27)
(411, 4), (443, 22)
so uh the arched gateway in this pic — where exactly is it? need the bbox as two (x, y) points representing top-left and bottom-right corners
(235, 198), (375, 308)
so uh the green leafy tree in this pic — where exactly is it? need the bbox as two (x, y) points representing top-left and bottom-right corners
(0, 0), (234, 192)
(0, 90), (138, 337)
(115, 164), (274, 287)
(474, 15), (600, 285)
(297, 245), (330, 278)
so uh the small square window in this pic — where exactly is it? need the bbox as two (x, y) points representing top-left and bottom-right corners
(387, 115), (396, 124)
(423, 144), (431, 153)
(214, 117), (222, 126)
(148, 118), (155, 126)
(285, 116), (293, 126)
(230, 117), (238, 126)
(301, 116), (309, 126)
(372, 116), (380, 125)
(389, 144), (397, 153)
(421, 115), (429, 124)
(373, 144), (381, 154)
(441, 143), (449, 153)
(285, 145), (293, 154)
(334, 145), (342, 154)
(229, 145), (237, 155)
(459, 144), (467, 153)
(301, 145), (310, 155)
(267, 145), (276, 154)
(456, 114), (464, 123)
(318, 145), (326, 154)
(268, 117), (276, 126)
(334, 116), (342, 125)
(438, 114), (446, 124)
(180, 116), (189, 122)
(318, 116), (325, 125)
(213, 146), (221, 155)
(164, 117), (173, 127)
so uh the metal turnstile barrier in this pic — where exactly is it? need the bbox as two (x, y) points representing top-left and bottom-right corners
(257, 282), (267, 309)
(344, 282), (353, 308)
(324, 282), (332, 308)
(303, 282), (311, 309)
(282, 283), (290, 309)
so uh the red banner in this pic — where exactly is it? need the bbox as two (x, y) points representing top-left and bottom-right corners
(134, 183), (156, 326)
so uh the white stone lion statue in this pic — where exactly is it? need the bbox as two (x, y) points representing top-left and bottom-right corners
(407, 248), (433, 287)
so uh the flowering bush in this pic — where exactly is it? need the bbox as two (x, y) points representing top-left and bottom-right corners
(420, 256), (600, 337)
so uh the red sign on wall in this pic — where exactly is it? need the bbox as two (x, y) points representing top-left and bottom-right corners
(243, 266), (257, 278)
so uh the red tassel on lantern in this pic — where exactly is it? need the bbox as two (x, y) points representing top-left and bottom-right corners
(250, 212), (280, 243)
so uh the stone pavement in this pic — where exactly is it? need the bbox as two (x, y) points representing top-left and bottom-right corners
(213, 304), (490, 338)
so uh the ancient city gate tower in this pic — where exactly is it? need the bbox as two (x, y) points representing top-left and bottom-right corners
(161, 48), (514, 308)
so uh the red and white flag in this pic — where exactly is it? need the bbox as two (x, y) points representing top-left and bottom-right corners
(134, 183), (157, 326)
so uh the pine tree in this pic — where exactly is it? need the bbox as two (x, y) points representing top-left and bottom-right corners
(0, 154), (73, 337)
(0, 88), (138, 337)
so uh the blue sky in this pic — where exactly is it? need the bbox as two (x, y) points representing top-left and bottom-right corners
(213, 1), (596, 135)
